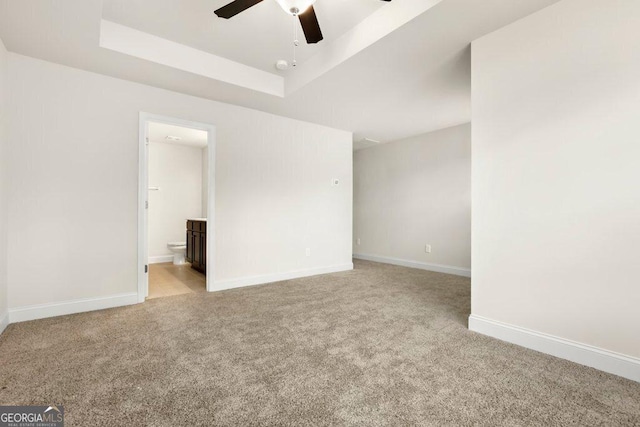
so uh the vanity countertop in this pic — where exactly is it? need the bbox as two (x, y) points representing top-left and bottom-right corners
(187, 218), (207, 221)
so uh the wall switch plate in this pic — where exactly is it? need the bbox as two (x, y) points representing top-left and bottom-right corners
(357, 238), (361, 245)
(425, 244), (432, 253)
(306, 248), (311, 257)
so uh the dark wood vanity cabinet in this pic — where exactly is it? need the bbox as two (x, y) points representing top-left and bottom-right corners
(186, 220), (206, 275)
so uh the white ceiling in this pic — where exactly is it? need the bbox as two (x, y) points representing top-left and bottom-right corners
(148, 122), (208, 148)
(97, 0), (441, 98)
(0, 0), (562, 144)
(102, 0), (385, 74)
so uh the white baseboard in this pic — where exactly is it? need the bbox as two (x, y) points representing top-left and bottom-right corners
(213, 263), (354, 291)
(9, 293), (139, 323)
(149, 255), (173, 264)
(353, 253), (471, 278)
(0, 311), (8, 336)
(469, 314), (640, 383)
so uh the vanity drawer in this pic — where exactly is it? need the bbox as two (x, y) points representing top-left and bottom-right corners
(187, 220), (206, 232)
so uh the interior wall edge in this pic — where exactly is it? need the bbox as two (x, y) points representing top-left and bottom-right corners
(148, 255), (174, 265)
(353, 253), (471, 278)
(212, 263), (354, 292)
(469, 314), (640, 383)
(8, 293), (139, 324)
(0, 313), (8, 336)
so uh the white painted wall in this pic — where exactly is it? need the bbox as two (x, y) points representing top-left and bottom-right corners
(6, 54), (352, 312)
(148, 141), (203, 259)
(471, 0), (640, 359)
(0, 37), (8, 332)
(353, 124), (471, 274)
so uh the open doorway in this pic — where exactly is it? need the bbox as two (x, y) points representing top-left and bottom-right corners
(138, 113), (215, 302)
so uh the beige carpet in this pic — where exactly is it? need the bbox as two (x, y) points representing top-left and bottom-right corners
(0, 260), (638, 426)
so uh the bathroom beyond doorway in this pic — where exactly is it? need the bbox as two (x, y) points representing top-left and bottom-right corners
(138, 113), (216, 301)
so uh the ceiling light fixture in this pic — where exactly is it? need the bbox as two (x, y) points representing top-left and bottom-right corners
(275, 60), (289, 71)
(276, 0), (316, 66)
(274, 0), (316, 15)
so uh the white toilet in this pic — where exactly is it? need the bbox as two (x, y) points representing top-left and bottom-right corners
(167, 242), (187, 265)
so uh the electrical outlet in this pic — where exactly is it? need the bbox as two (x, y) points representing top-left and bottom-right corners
(425, 244), (432, 253)
(306, 248), (311, 257)
(357, 238), (361, 245)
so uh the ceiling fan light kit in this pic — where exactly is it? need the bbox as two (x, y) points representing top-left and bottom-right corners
(275, 60), (289, 70)
(274, 0), (317, 16)
(213, 0), (392, 63)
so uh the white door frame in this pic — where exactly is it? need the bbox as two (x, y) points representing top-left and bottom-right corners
(138, 112), (216, 302)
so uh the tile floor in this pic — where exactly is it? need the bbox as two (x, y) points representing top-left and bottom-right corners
(147, 262), (206, 299)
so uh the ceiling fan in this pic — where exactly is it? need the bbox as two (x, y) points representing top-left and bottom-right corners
(214, 0), (392, 44)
